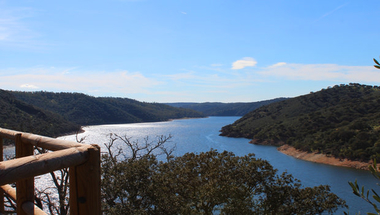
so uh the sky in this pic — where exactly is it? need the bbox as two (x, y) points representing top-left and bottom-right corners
(0, 0), (379, 103)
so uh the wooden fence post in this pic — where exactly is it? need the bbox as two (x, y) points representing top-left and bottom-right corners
(69, 145), (101, 215)
(16, 133), (34, 215)
(0, 136), (3, 213)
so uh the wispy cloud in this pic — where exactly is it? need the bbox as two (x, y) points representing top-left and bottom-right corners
(0, 68), (161, 96)
(314, 3), (349, 22)
(261, 62), (377, 82)
(211, 64), (223, 67)
(20, 84), (38, 89)
(1, 62), (378, 102)
(231, 57), (257, 70)
(162, 69), (256, 89)
(269, 62), (287, 68)
(163, 61), (379, 93)
(161, 71), (197, 81)
(0, 4), (43, 49)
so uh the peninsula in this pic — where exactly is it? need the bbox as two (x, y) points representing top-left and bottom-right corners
(220, 83), (380, 169)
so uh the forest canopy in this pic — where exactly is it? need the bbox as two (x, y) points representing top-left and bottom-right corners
(101, 137), (347, 214)
(0, 90), (205, 137)
(220, 83), (380, 162)
(10, 91), (205, 126)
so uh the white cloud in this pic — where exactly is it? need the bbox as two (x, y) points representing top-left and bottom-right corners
(20, 84), (38, 89)
(181, 11), (187, 15)
(231, 57), (257, 70)
(269, 62), (287, 68)
(3, 62), (379, 103)
(261, 63), (378, 82)
(162, 70), (255, 90)
(0, 68), (160, 96)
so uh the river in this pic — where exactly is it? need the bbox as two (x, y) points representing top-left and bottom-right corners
(58, 116), (376, 214)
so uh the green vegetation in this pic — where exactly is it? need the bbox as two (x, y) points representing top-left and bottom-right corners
(0, 90), (204, 138)
(29, 134), (346, 214)
(166, 98), (287, 116)
(220, 83), (380, 162)
(374, 57), (380, 69)
(0, 89), (80, 137)
(348, 160), (380, 215)
(344, 57), (380, 215)
(101, 135), (346, 214)
(11, 91), (205, 126)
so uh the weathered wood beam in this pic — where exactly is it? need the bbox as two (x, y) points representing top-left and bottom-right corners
(0, 137), (3, 213)
(16, 133), (34, 215)
(22, 201), (47, 215)
(1, 184), (46, 215)
(0, 145), (92, 186)
(1, 184), (16, 201)
(0, 128), (101, 214)
(0, 127), (83, 151)
(21, 133), (83, 151)
(0, 128), (18, 140)
(70, 145), (101, 215)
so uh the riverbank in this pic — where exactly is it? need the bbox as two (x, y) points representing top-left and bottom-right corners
(277, 144), (372, 170)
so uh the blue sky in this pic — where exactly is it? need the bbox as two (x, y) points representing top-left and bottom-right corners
(0, 0), (379, 102)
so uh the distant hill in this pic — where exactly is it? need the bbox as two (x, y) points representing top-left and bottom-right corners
(220, 83), (380, 162)
(10, 91), (205, 126)
(0, 90), (80, 137)
(165, 98), (287, 116)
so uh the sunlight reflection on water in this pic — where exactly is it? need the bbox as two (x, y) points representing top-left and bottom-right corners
(5, 117), (378, 214)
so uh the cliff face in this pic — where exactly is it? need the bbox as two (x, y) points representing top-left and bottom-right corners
(278, 144), (371, 170)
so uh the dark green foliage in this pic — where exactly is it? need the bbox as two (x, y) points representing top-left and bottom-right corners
(101, 136), (346, 214)
(374, 57), (380, 69)
(220, 84), (380, 162)
(0, 89), (80, 138)
(10, 91), (205, 125)
(166, 98), (287, 116)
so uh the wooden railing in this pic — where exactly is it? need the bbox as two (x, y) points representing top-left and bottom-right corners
(0, 128), (101, 215)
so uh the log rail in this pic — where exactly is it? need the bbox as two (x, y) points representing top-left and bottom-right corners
(0, 128), (101, 215)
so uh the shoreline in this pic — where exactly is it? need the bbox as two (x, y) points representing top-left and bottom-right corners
(168, 116), (208, 121)
(277, 144), (372, 170)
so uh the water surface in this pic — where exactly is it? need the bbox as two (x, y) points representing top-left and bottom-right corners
(60, 116), (377, 214)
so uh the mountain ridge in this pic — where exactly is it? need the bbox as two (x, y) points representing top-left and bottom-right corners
(0, 90), (205, 137)
(220, 83), (380, 162)
(0, 89), (80, 137)
(165, 98), (287, 116)
(10, 91), (206, 126)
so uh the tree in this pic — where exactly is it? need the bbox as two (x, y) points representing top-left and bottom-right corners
(101, 136), (347, 214)
(346, 57), (380, 215)
(101, 133), (175, 214)
(348, 160), (380, 215)
(6, 133), (345, 214)
(374, 57), (380, 69)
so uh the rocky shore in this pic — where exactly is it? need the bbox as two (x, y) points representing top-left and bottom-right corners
(277, 144), (372, 170)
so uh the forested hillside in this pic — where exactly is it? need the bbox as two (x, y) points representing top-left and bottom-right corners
(220, 83), (380, 162)
(11, 91), (205, 126)
(0, 90), (80, 137)
(166, 98), (287, 116)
